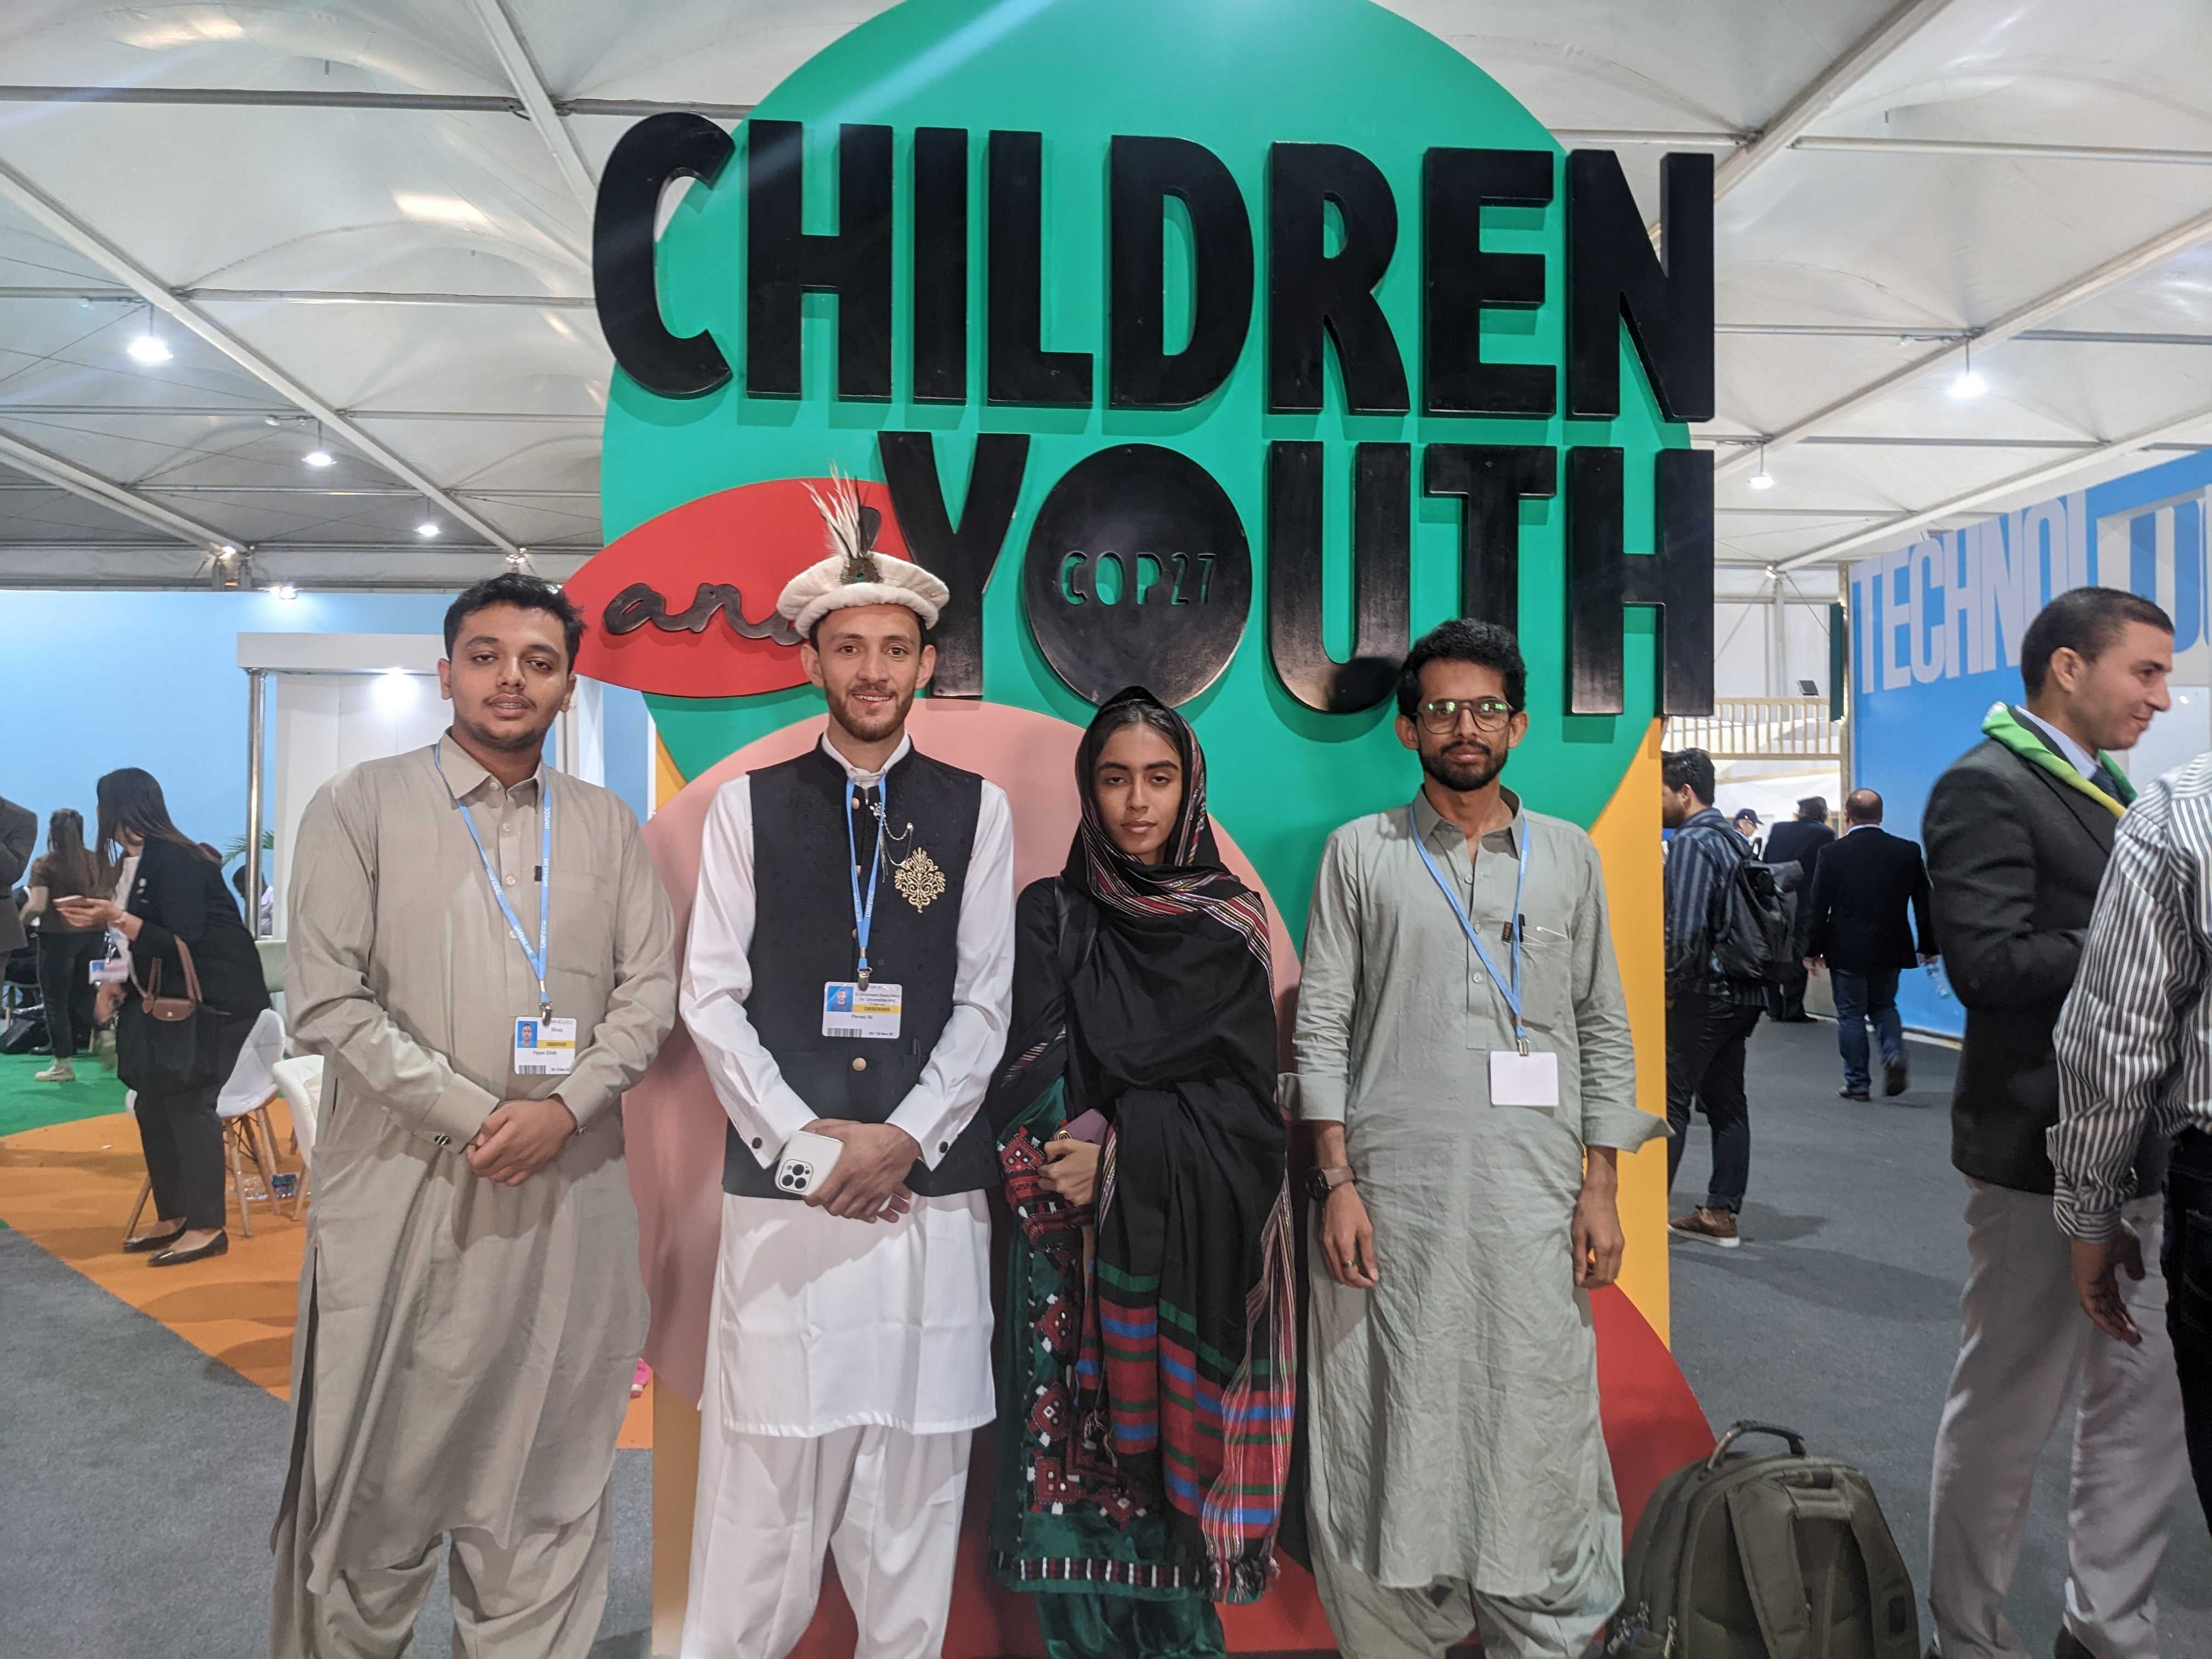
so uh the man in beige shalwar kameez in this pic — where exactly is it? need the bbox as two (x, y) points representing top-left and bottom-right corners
(272, 573), (677, 1658)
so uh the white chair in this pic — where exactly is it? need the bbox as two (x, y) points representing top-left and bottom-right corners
(272, 1053), (323, 1183)
(122, 1007), (297, 1243)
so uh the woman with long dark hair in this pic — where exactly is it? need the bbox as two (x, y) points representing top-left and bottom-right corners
(985, 687), (1294, 1658)
(56, 769), (269, 1265)
(18, 808), (104, 1082)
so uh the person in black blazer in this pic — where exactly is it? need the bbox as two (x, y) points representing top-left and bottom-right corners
(1918, 586), (2186, 1659)
(0, 793), (35, 960)
(55, 769), (269, 1267)
(1761, 797), (1836, 1021)
(1803, 790), (1934, 1099)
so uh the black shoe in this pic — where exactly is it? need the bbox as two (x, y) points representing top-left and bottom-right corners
(150, 1231), (228, 1268)
(123, 1226), (187, 1255)
(1839, 1087), (1871, 1102)
(1884, 1056), (1910, 1096)
(2055, 1628), (2100, 1659)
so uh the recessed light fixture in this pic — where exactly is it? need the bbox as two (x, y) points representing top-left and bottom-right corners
(416, 521), (440, 538)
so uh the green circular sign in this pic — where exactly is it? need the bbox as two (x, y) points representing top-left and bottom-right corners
(597, 0), (1692, 940)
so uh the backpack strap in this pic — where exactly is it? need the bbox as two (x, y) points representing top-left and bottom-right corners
(1723, 1474), (1921, 1659)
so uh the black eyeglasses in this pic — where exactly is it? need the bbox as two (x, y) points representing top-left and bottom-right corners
(1417, 697), (1516, 734)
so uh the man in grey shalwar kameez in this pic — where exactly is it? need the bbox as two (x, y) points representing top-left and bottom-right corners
(272, 573), (676, 1658)
(1294, 620), (1662, 1659)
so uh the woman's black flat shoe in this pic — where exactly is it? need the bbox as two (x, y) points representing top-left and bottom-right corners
(123, 1227), (187, 1254)
(150, 1232), (228, 1267)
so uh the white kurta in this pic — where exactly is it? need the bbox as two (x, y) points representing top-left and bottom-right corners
(680, 732), (1015, 1435)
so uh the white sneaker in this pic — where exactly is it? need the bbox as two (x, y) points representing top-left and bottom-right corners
(34, 1060), (75, 1082)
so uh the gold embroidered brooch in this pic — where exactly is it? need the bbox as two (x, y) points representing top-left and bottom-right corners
(895, 847), (947, 911)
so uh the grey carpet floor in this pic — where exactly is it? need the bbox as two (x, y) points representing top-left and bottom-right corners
(0, 1227), (651, 1658)
(9, 1017), (2211, 1657)
(1668, 1015), (2212, 1657)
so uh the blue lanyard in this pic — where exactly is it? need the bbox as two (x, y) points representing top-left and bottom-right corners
(438, 751), (554, 1018)
(1411, 805), (1531, 1052)
(844, 772), (889, 986)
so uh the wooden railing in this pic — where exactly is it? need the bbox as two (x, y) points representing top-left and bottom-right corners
(1662, 696), (1843, 761)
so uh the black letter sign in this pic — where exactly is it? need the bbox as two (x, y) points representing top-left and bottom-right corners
(1267, 144), (1410, 415)
(1109, 136), (1254, 408)
(1566, 150), (1713, 422)
(877, 431), (1031, 698)
(1424, 149), (1553, 417)
(594, 112), (735, 399)
(1266, 441), (1411, 713)
(1023, 445), (1251, 706)
(988, 131), (1094, 405)
(746, 120), (893, 400)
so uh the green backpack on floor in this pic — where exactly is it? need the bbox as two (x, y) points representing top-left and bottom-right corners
(1608, 1421), (1920, 1659)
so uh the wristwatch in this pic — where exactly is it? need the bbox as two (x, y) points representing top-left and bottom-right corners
(1306, 1165), (1356, 1201)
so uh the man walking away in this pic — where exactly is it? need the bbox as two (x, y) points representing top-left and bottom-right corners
(1923, 584), (2186, 1659)
(1661, 748), (1766, 1249)
(2051, 753), (2212, 1537)
(1803, 789), (1936, 1101)
(1763, 797), (1835, 1022)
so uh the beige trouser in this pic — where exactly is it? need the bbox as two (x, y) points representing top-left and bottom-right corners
(1928, 1182), (2185, 1659)
(268, 1481), (613, 1659)
(1310, 1530), (1615, 1659)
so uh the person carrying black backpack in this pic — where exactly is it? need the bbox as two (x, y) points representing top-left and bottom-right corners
(1660, 748), (1773, 1248)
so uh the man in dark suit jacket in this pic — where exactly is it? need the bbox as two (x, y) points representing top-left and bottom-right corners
(1803, 789), (1934, 1099)
(1762, 797), (1835, 1021)
(1921, 586), (2186, 1659)
(0, 795), (36, 960)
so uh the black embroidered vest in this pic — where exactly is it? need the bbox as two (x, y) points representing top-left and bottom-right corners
(729, 742), (995, 1199)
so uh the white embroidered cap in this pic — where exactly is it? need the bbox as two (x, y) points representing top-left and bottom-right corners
(775, 468), (950, 637)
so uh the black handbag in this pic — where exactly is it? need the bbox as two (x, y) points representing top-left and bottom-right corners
(115, 935), (221, 1090)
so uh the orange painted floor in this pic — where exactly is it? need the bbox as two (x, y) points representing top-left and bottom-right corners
(0, 1108), (652, 1446)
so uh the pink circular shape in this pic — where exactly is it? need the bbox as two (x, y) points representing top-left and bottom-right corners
(624, 699), (1299, 1404)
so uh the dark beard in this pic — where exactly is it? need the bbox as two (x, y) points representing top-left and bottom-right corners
(830, 682), (916, 744)
(1420, 743), (1505, 794)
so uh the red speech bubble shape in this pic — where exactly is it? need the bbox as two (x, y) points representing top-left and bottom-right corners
(567, 477), (910, 697)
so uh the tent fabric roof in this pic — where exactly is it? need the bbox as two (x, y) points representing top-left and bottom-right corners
(3, 0), (2210, 589)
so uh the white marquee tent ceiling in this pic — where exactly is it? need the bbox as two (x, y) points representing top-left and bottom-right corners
(2, 0), (2211, 591)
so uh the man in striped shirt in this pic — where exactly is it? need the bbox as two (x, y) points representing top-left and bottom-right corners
(2053, 753), (2212, 1536)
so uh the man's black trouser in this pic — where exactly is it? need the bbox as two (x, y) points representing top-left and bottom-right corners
(1665, 991), (1762, 1214)
(2166, 1128), (2212, 1534)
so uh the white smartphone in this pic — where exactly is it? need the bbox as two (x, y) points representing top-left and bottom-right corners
(775, 1129), (845, 1198)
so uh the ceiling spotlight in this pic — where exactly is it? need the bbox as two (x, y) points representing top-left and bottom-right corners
(1748, 443), (1775, 490)
(218, 544), (238, 561)
(125, 302), (172, 364)
(1950, 338), (1985, 399)
(273, 582), (298, 601)
(415, 520), (441, 538)
(304, 448), (334, 468)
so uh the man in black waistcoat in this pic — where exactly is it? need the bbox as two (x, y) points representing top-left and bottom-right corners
(676, 482), (1015, 1659)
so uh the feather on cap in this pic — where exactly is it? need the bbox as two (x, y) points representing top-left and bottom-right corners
(774, 465), (951, 635)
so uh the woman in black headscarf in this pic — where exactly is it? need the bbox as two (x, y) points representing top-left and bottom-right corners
(985, 687), (1293, 1659)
